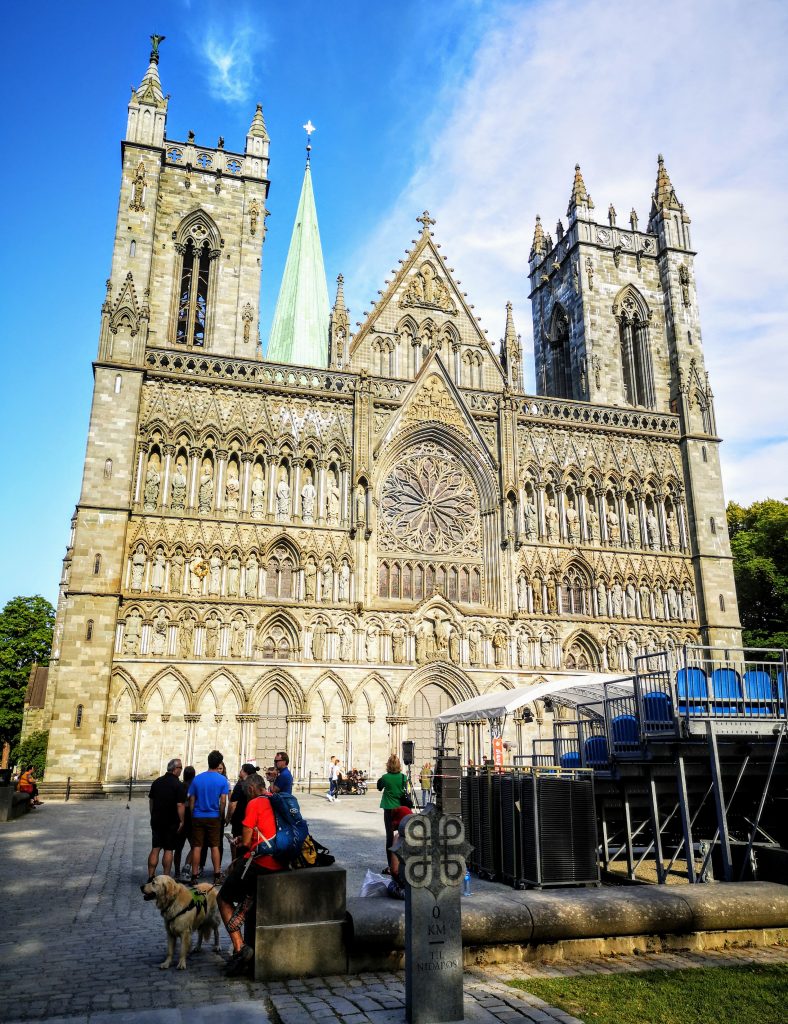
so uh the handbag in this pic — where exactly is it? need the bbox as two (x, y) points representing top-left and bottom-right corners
(400, 774), (414, 809)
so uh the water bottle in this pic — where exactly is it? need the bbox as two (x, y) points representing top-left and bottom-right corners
(463, 869), (472, 897)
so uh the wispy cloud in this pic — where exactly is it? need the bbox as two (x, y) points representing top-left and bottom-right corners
(199, 17), (265, 104)
(347, 0), (788, 504)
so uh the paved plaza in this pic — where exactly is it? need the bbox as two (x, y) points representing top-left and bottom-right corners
(2, 795), (788, 1024)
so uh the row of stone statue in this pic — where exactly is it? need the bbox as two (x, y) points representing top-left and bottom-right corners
(143, 455), (367, 526)
(129, 544), (353, 603)
(515, 573), (696, 622)
(512, 494), (681, 550)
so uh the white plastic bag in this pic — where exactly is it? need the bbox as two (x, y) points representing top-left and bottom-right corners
(360, 868), (389, 897)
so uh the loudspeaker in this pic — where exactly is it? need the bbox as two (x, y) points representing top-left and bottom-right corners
(402, 740), (415, 766)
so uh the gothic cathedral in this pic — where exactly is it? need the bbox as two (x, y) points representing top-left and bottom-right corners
(35, 40), (741, 790)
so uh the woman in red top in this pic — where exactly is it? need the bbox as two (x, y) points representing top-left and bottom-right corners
(217, 773), (282, 976)
(18, 766), (43, 806)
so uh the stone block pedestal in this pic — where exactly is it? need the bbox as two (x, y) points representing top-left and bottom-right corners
(254, 865), (347, 981)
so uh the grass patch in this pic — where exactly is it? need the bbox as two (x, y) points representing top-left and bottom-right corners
(508, 964), (788, 1024)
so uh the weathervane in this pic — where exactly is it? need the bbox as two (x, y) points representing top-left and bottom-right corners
(303, 119), (316, 161)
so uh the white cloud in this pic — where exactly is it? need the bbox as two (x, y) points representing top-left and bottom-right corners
(200, 20), (264, 104)
(347, 0), (788, 504)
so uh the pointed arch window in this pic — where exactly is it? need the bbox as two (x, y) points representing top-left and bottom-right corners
(176, 237), (212, 346)
(546, 305), (572, 399)
(615, 289), (656, 408)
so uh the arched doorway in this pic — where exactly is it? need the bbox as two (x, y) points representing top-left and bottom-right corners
(255, 688), (289, 768)
(405, 681), (456, 768)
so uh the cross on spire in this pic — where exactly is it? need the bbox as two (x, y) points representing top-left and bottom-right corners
(416, 210), (436, 232)
(303, 119), (316, 160)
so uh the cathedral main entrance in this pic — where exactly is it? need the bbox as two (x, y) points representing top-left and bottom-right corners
(405, 680), (457, 768)
(255, 688), (288, 768)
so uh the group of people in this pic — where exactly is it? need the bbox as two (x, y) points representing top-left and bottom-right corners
(146, 748), (294, 976)
(325, 758), (368, 801)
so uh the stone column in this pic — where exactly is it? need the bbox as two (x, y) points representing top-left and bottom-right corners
(452, 342), (461, 382)
(161, 445), (175, 509)
(536, 485), (546, 538)
(617, 489), (629, 546)
(103, 715), (118, 782)
(676, 492), (689, 551)
(578, 492), (587, 543)
(184, 714), (200, 765)
(266, 457), (277, 517)
(343, 715), (356, 771)
(240, 453), (253, 515)
(635, 489), (647, 550)
(292, 458), (303, 520)
(656, 491), (668, 549)
(215, 450), (228, 512)
(317, 461), (327, 523)
(134, 443), (149, 505)
(556, 484), (566, 541)
(129, 713), (147, 781)
(188, 446), (201, 510)
(596, 486), (608, 543)
(340, 462), (350, 526)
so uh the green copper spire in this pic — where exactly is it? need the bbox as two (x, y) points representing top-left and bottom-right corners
(267, 160), (330, 368)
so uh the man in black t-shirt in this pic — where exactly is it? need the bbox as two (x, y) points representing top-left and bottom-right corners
(226, 763), (259, 859)
(146, 758), (186, 882)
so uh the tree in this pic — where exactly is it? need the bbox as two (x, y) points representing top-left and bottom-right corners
(11, 730), (49, 777)
(727, 499), (788, 650)
(0, 596), (55, 750)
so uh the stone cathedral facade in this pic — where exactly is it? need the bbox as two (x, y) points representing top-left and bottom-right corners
(37, 41), (742, 790)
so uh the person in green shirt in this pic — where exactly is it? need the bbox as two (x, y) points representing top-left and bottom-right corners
(377, 753), (409, 873)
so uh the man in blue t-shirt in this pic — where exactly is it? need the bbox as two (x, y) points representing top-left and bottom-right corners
(271, 751), (293, 795)
(188, 749), (231, 881)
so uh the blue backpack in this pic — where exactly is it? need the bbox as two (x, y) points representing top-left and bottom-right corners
(249, 793), (309, 865)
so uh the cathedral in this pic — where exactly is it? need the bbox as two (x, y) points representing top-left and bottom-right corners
(34, 39), (742, 791)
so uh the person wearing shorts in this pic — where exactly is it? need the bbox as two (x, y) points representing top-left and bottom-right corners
(188, 749), (230, 882)
(146, 758), (186, 882)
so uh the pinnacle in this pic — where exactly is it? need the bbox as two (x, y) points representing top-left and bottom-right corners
(248, 103), (269, 140)
(333, 273), (347, 312)
(530, 215), (546, 259)
(567, 163), (593, 216)
(133, 36), (166, 108)
(653, 152), (681, 211)
(504, 301), (517, 344)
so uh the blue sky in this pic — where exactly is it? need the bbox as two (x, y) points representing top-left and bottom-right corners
(2, 0), (787, 608)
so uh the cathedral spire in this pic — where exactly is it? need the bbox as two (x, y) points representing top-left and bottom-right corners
(247, 104), (269, 141)
(126, 35), (168, 145)
(530, 215), (546, 259)
(501, 301), (522, 389)
(650, 153), (682, 214)
(267, 159), (330, 368)
(133, 34), (166, 108)
(333, 272), (347, 313)
(567, 163), (594, 220)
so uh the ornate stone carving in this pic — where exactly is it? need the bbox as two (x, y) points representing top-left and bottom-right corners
(170, 463), (187, 511)
(391, 624), (405, 664)
(326, 473), (340, 525)
(312, 622), (326, 660)
(179, 615), (194, 659)
(276, 473), (291, 521)
(151, 548), (166, 592)
(565, 502), (579, 543)
(404, 375), (466, 433)
(129, 161), (146, 212)
(151, 610), (168, 656)
(304, 558), (317, 600)
(301, 474), (317, 522)
(244, 552), (258, 599)
(198, 463), (214, 513)
(130, 545), (146, 592)
(124, 610), (142, 655)
(379, 442), (479, 556)
(143, 461), (160, 511)
(401, 262), (457, 314)
(225, 468), (240, 513)
(170, 549), (184, 593)
(250, 470), (266, 519)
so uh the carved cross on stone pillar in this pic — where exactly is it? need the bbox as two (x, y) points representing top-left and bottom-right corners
(416, 210), (436, 232)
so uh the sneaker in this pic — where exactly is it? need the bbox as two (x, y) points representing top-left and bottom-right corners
(225, 944), (254, 977)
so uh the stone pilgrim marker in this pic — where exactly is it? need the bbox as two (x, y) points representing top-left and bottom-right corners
(400, 807), (472, 1024)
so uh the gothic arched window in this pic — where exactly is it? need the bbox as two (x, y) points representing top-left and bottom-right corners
(546, 305), (573, 399)
(615, 288), (656, 408)
(176, 237), (212, 346)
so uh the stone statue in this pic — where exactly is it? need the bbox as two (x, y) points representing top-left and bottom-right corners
(355, 485), (366, 526)
(625, 583), (637, 618)
(607, 635), (619, 670)
(391, 625), (405, 664)
(517, 573), (528, 612)
(626, 510), (639, 547)
(653, 584), (665, 619)
(227, 552), (240, 597)
(151, 610), (167, 656)
(230, 618), (245, 659)
(539, 631), (552, 669)
(170, 549), (184, 593)
(468, 625), (482, 666)
(151, 548), (166, 592)
(338, 561), (350, 602)
(301, 476), (317, 522)
(665, 512), (677, 549)
(224, 470), (240, 514)
(205, 614), (219, 658)
(492, 629), (507, 667)
(170, 464), (187, 511)
(606, 507), (620, 544)
(131, 545), (146, 592)
(505, 501), (515, 540)
(449, 628), (460, 664)
(545, 500), (559, 541)
(250, 473), (266, 518)
(646, 509), (659, 549)
(198, 464), (214, 513)
(610, 582), (623, 617)
(517, 631), (529, 668)
(123, 611), (142, 656)
(276, 474), (291, 521)
(178, 616), (194, 659)
(547, 584), (557, 615)
(682, 586), (694, 620)
(366, 627), (378, 662)
(304, 559), (317, 600)
(244, 552), (258, 599)
(524, 499), (537, 540)
(189, 552), (205, 595)
(625, 635), (639, 670)
(435, 616), (451, 656)
(415, 622), (428, 664)
(596, 580), (607, 616)
(327, 475), (341, 525)
(321, 561), (333, 602)
(312, 622), (326, 661)
(533, 584), (543, 613)
(639, 584), (651, 618)
(565, 502), (579, 543)
(586, 505), (599, 542)
(209, 552), (222, 595)
(667, 585), (679, 620)
(339, 623), (353, 662)
(143, 462), (160, 511)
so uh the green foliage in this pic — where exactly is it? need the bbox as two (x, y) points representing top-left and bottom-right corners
(0, 595), (55, 746)
(509, 963), (788, 1024)
(727, 498), (788, 649)
(11, 729), (49, 777)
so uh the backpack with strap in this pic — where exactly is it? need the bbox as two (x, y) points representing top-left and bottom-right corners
(291, 834), (336, 870)
(249, 792), (309, 865)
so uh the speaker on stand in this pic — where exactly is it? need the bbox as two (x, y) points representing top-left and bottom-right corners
(401, 740), (418, 808)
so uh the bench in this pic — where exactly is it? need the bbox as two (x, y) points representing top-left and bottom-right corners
(0, 788), (33, 823)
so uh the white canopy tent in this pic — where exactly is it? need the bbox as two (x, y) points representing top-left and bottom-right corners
(434, 673), (633, 760)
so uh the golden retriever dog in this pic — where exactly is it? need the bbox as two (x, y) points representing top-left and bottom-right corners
(140, 875), (221, 970)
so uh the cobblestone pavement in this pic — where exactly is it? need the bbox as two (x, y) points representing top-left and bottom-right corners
(2, 797), (786, 1024)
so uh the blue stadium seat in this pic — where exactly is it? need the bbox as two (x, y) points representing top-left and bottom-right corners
(711, 667), (743, 715)
(583, 735), (610, 767)
(676, 667), (709, 716)
(611, 714), (639, 750)
(559, 751), (581, 768)
(641, 690), (674, 729)
(744, 670), (775, 716)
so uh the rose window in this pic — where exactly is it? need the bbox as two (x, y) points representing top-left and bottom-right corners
(379, 444), (479, 554)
